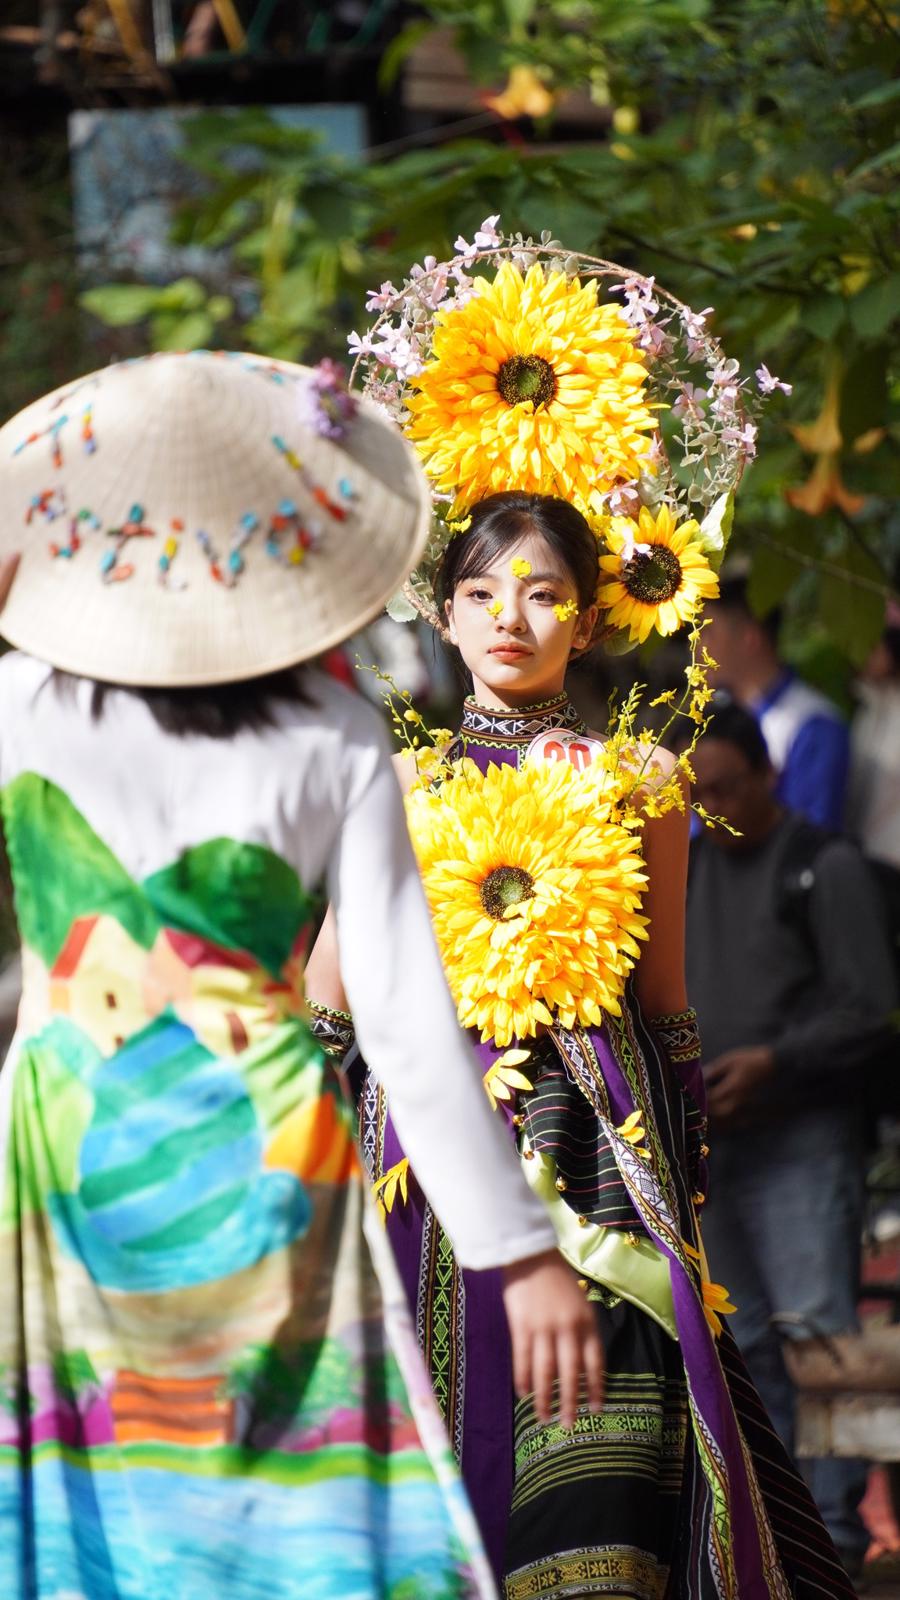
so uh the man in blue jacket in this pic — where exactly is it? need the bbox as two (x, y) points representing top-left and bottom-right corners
(703, 571), (849, 830)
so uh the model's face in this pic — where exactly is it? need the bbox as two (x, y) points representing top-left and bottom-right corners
(444, 531), (597, 708)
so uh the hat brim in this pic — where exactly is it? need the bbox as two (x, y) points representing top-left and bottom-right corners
(0, 352), (432, 687)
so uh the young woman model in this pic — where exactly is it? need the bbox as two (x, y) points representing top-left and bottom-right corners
(307, 491), (856, 1600)
(0, 358), (602, 1600)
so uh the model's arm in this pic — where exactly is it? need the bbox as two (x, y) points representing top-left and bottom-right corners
(627, 746), (690, 1018)
(632, 800), (690, 1018)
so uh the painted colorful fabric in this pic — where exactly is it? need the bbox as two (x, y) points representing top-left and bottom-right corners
(0, 654), (498, 1600)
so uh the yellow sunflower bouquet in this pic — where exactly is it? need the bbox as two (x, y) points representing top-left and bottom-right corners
(405, 756), (648, 1048)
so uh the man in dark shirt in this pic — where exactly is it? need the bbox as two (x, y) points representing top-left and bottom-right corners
(686, 703), (898, 1574)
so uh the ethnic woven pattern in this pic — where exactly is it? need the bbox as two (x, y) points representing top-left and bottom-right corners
(647, 1008), (708, 1200)
(522, 1038), (639, 1232)
(505, 1299), (688, 1600)
(505, 1545), (669, 1600)
(358, 1067), (384, 1183)
(648, 1009), (701, 1066)
(417, 1207), (467, 1461)
(458, 692), (585, 750)
(511, 1372), (688, 1514)
(308, 1002), (355, 1063)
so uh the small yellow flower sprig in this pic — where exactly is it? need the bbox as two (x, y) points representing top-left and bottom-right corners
(596, 620), (736, 834)
(373, 1158), (410, 1222)
(484, 1048), (534, 1111)
(486, 599), (504, 617)
(354, 659), (456, 791)
(510, 557), (532, 578)
(553, 599), (578, 622)
(616, 1109), (651, 1161)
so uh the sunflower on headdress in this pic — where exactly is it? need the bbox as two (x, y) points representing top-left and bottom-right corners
(404, 261), (656, 515)
(595, 504), (719, 645)
(405, 756), (648, 1048)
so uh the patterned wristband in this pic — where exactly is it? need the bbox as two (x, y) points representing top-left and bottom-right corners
(309, 1002), (355, 1064)
(648, 1007), (701, 1064)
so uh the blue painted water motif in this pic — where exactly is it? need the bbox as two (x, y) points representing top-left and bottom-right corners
(0, 1455), (472, 1600)
(48, 1014), (310, 1293)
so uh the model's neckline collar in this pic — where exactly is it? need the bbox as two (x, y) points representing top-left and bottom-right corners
(459, 693), (586, 745)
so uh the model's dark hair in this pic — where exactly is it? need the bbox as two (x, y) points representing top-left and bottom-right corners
(715, 572), (781, 646)
(49, 664), (314, 739)
(435, 492), (599, 614)
(701, 698), (771, 773)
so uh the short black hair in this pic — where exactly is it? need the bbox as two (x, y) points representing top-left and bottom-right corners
(436, 491), (599, 614)
(700, 698), (771, 772)
(715, 572), (781, 646)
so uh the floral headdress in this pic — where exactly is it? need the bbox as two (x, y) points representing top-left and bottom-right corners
(350, 217), (786, 650)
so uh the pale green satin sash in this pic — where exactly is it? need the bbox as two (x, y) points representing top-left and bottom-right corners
(522, 1145), (677, 1340)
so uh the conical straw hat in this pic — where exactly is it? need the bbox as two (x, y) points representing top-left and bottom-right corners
(0, 350), (432, 686)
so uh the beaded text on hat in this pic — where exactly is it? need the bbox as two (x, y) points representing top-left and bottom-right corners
(23, 359), (360, 590)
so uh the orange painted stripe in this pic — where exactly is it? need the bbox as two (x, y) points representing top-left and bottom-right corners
(51, 915), (99, 979)
(114, 1371), (223, 1397)
(114, 1419), (228, 1446)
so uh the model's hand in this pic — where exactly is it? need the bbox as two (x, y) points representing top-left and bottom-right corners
(501, 1250), (605, 1429)
(0, 555), (19, 612)
(704, 1045), (774, 1127)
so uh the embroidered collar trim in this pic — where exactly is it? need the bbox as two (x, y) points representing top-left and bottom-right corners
(459, 693), (586, 746)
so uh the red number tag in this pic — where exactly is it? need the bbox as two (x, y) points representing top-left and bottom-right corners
(525, 729), (605, 772)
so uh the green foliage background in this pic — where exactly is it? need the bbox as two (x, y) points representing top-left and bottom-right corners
(6, 0), (900, 684)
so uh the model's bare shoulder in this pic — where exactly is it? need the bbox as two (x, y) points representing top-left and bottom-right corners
(586, 729), (680, 789)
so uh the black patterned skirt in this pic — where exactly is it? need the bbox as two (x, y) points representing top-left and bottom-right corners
(504, 1297), (691, 1600)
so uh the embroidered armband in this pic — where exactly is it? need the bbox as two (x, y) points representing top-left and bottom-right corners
(648, 1007), (701, 1066)
(647, 1006), (708, 1201)
(309, 1002), (355, 1065)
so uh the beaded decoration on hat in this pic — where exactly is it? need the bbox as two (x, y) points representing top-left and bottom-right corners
(0, 350), (431, 687)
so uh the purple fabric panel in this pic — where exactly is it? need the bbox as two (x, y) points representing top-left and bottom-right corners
(381, 1106), (514, 1583)
(458, 1265), (512, 1582)
(593, 1023), (772, 1597)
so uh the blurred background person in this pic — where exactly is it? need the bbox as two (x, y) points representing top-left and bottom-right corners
(848, 606), (900, 875)
(685, 701), (898, 1577)
(703, 570), (850, 830)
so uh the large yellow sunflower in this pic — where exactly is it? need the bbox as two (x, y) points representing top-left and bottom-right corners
(595, 504), (719, 644)
(404, 261), (655, 514)
(405, 757), (648, 1048)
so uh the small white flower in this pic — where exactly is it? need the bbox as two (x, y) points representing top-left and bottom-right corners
(681, 306), (713, 358)
(347, 330), (375, 359)
(672, 382), (708, 421)
(364, 281), (398, 313)
(637, 321), (671, 356)
(473, 214), (502, 250)
(755, 364), (792, 395)
(708, 357), (741, 389)
(611, 274), (659, 327)
(602, 482), (642, 520)
(722, 421), (758, 458)
(455, 214), (503, 265)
